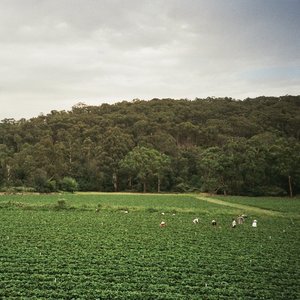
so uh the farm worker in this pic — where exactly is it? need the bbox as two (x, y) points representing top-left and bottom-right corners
(160, 221), (166, 228)
(232, 219), (237, 228)
(193, 218), (199, 224)
(211, 219), (217, 226)
(237, 215), (244, 224)
(252, 220), (257, 227)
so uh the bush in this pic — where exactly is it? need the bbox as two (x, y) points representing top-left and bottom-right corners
(243, 186), (288, 197)
(0, 186), (35, 193)
(60, 177), (78, 193)
(263, 186), (288, 197)
(174, 182), (191, 192)
(54, 199), (67, 210)
(33, 170), (57, 193)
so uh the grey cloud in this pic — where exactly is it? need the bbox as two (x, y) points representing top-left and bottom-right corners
(0, 0), (299, 120)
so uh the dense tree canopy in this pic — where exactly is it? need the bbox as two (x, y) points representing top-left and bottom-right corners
(0, 96), (299, 195)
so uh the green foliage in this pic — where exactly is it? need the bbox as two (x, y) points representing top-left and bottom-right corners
(210, 195), (300, 213)
(54, 199), (68, 210)
(0, 186), (35, 193)
(0, 96), (299, 195)
(32, 169), (57, 193)
(60, 177), (78, 193)
(120, 146), (171, 192)
(0, 194), (299, 299)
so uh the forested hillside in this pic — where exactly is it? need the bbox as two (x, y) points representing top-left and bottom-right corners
(0, 96), (299, 196)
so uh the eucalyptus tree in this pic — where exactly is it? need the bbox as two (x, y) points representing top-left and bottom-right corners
(96, 127), (134, 191)
(120, 146), (170, 192)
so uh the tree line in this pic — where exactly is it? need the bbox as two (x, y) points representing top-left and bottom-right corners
(0, 95), (299, 196)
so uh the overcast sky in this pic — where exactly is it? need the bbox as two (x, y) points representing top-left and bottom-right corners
(0, 0), (299, 120)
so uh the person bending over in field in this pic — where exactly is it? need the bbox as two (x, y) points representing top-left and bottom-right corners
(160, 221), (166, 228)
(237, 215), (244, 224)
(232, 219), (237, 228)
(193, 218), (199, 224)
(252, 219), (257, 228)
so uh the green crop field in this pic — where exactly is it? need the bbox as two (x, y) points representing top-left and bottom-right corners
(0, 193), (299, 299)
(208, 195), (300, 214)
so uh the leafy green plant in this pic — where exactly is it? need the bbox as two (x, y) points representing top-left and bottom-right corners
(60, 177), (78, 193)
(55, 199), (67, 210)
(0, 194), (299, 299)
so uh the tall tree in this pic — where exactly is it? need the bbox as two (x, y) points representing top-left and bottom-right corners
(120, 146), (170, 192)
(97, 127), (134, 191)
